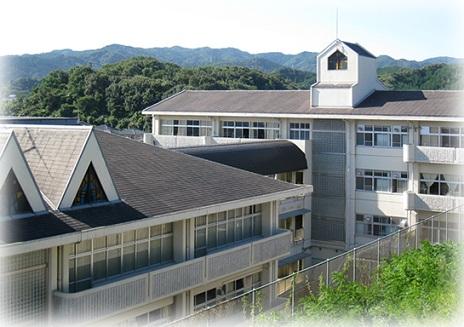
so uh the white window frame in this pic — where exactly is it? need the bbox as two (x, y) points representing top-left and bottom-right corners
(356, 169), (408, 193)
(419, 173), (464, 197)
(356, 124), (408, 148)
(356, 214), (405, 237)
(221, 120), (280, 139)
(289, 122), (310, 140)
(160, 119), (212, 136)
(419, 126), (463, 148)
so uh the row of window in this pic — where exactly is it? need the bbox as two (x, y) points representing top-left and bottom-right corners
(158, 120), (464, 149)
(222, 121), (280, 139)
(356, 214), (406, 237)
(356, 125), (408, 148)
(419, 173), (464, 197)
(420, 126), (464, 148)
(193, 272), (262, 310)
(279, 215), (304, 243)
(68, 223), (173, 292)
(356, 169), (408, 193)
(194, 205), (262, 257)
(160, 119), (212, 137)
(158, 119), (312, 140)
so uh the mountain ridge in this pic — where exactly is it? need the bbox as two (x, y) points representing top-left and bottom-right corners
(1, 44), (463, 83)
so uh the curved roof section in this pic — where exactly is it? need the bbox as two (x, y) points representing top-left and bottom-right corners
(176, 141), (307, 175)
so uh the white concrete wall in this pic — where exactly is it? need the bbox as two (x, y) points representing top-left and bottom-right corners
(318, 45), (358, 84)
(311, 87), (352, 108)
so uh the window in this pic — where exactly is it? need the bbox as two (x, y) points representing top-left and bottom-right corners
(278, 171), (304, 184)
(160, 119), (212, 137)
(356, 214), (405, 237)
(289, 122), (310, 140)
(328, 50), (348, 70)
(279, 215), (304, 243)
(420, 126), (463, 148)
(0, 169), (32, 217)
(356, 125), (408, 147)
(193, 273), (261, 310)
(221, 121), (280, 139)
(419, 173), (464, 197)
(356, 169), (408, 193)
(132, 305), (173, 326)
(194, 205), (262, 257)
(73, 163), (107, 206)
(68, 223), (173, 293)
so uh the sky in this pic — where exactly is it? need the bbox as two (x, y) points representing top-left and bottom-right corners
(1, 0), (463, 60)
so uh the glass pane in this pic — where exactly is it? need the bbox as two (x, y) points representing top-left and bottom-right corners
(136, 228), (149, 241)
(122, 245), (135, 272)
(93, 237), (106, 250)
(161, 237), (173, 262)
(208, 225), (217, 248)
(76, 240), (91, 254)
(136, 242), (149, 268)
(235, 220), (243, 241)
(195, 228), (206, 249)
(150, 225), (162, 237)
(107, 234), (120, 247)
(218, 223), (227, 246)
(69, 259), (75, 283)
(93, 251), (106, 280)
(244, 217), (253, 239)
(76, 255), (91, 280)
(123, 231), (135, 243)
(107, 249), (121, 277)
(150, 239), (161, 264)
(254, 215), (262, 236)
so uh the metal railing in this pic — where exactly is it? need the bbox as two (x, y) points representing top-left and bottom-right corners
(165, 205), (464, 326)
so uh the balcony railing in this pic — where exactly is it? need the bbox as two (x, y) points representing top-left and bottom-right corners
(403, 144), (464, 165)
(279, 197), (305, 215)
(404, 192), (464, 213)
(52, 230), (291, 322)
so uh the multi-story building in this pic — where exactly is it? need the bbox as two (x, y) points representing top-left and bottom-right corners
(0, 125), (311, 325)
(142, 39), (464, 261)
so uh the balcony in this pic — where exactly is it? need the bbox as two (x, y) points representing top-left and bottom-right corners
(279, 197), (309, 219)
(404, 192), (464, 213)
(52, 230), (291, 322)
(403, 144), (464, 165)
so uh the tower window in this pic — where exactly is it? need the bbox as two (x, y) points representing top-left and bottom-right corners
(73, 163), (108, 206)
(328, 50), (348, 70)
(0, 170), (32, 216)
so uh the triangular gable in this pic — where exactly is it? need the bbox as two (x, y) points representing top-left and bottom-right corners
(59, 130), (119, 209)
(0, 169), (33, 216)
(72, 162), (108, 206)
(0, 131), (46, 217)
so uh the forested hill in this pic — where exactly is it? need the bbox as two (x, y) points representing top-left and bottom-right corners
(2, 58), (309, 129)
(2, 43), (464, 82)
(2, 57), (463, 131)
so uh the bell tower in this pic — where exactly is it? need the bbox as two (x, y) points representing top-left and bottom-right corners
(310, 39), (385, 108)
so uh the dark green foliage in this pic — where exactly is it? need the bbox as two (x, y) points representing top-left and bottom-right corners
(3, 57), (301, 129)
(378, 64), (464, 90)
(267, 242), (460, 325)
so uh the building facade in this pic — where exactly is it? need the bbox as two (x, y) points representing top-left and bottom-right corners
(142, 39), (464, 261)
(0, 125), (311, 325)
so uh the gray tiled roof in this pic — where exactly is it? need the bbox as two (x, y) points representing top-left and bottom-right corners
(11, 126), (91, 207)
(0, 130), (302, 243)
(0, 130), (12, 156)
(143, 90), (463, 117)
(143, 90), (311, 114)
(96, 130), (299, 217)
(341, 41), (376, 59)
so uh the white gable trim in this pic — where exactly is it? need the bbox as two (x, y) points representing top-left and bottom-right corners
(58, 130), (119, 209)
(0, 132), (47, 216)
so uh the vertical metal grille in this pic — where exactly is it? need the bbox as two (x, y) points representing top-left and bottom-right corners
(0, 250), (48, 325)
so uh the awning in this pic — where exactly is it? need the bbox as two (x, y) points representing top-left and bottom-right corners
(175, 140), (308, 175)
(279, 208), (311, 220)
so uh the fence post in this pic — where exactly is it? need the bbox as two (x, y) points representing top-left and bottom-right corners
(326, 259), (329, 286)
(431, 217), (434, 243)
(291, 273), (296, 317)
(415, 224), (418, 249)
(251, 287), (255, 323)
(377, 238), (380, 280)
(445, 211), (448, 242)
(397, 231), (401, 255)
(352, 248), (356, 281)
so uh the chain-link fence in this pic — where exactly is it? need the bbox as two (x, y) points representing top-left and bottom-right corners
(166, 206), (464, 326)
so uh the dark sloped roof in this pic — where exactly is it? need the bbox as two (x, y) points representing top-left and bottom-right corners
(176, 141), (307, 175)
(341, 41), (376, 59)
(143, 90), (311, 114)
(143, 90), (463, 117)
(1, 131), (302, 243)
